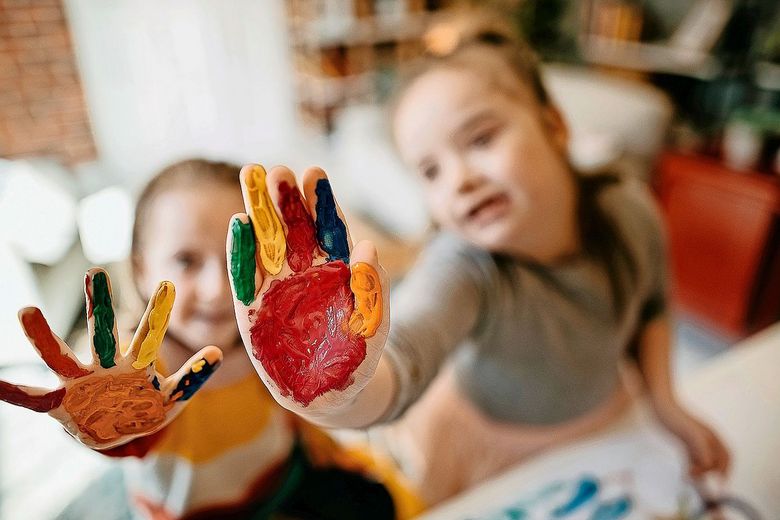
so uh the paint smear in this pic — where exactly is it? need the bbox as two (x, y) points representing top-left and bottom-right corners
(20, 308), (92, 378)
(349, 262), (382, 337)
(553, 477), (599, 517)
(62, 372), (171, 444)
(230, 218), (257, 306)
(250, 261), (367, 405)
(590, 496), (632, 520)
(314, 179), (349, 263)
(132, 282), (175, 369)
(90, 271), (117, 368)
(169, 356), (220, 402)
(244, 165), (286, 275)
(0, 381), (65, 413)
(279, 181), (317, 273)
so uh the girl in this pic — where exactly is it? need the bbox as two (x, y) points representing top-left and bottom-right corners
(1, 159), (419, 519)
(225, 9), (730, 506)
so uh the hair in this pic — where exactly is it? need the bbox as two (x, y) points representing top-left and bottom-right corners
(130, 158), (241, 295)
(393, 7), (637, 316)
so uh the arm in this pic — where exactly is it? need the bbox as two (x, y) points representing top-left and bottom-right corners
(228, 165), (481, 429)
(0, 269), (221, 451)
(636, 315), (730, 476)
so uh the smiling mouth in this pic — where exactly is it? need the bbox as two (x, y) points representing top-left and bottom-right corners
(467, 194), (510, 224)
(193, 311), (233, 323)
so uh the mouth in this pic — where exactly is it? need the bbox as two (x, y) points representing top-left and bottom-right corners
(192, 310), (234, 324)
(465, 193), (510, 225)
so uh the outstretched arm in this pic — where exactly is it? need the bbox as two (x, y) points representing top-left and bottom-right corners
(0, 269), (222, 451)
(227, 164), (482, 428)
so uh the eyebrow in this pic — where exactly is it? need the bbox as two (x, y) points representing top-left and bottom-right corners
(452, 110), (498, 142)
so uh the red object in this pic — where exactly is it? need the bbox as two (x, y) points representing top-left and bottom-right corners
(278, 181), (317, 273)
(20, 308), (92, 379)
(251, 261), (366, 405)
(654, 152), (780, 338)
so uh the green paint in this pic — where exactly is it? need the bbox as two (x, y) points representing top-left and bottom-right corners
(91, 271), (117, 368)
(231, 218), (256, 306)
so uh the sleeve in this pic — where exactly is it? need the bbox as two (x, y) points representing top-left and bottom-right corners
(638, 186), (671, 325)
(380, 234), (486, 421)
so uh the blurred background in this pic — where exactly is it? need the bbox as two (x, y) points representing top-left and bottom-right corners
(1, 0), (780, 518)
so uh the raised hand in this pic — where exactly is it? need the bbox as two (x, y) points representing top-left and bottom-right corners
(0, 268), (222, 450)
(227, 165), (389, 416)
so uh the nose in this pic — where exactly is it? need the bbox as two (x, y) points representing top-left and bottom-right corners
(452, 156), (483, 195)
(198, 259), (231, 303)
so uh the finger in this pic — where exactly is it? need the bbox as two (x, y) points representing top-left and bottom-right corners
(228, 213), (259, 306)
(0, 380), (65, 413)
(348, 241), (384, 338)
(85, 268), (119, 368)
(302, 167), (351, 264)
(18, 307), (92, 379)
(163, 346), (222, 403)
(240, 164), (286, 275)
(127, 281), (175, 369)
(268, 166), (318, 273)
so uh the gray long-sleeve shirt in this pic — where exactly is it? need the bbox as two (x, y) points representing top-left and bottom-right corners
(383, 178), (668, 424)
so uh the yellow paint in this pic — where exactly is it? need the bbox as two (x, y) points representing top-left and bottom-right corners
(132, 282), (175, 370)
(349, 263), (382, 337)
(244, 165), (285, 275)
(191, 359), (205, 373)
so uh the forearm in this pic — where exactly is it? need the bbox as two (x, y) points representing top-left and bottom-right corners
(298, 355), (398, 429)
(636, 316), (680, 414)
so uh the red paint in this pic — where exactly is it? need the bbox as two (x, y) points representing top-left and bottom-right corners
(85, 273), (94, 317)
(278, 182), (317, 273)
(250, 261), (366, 405)
(21, 309), (92, 378)
(0, 381), (65, 412)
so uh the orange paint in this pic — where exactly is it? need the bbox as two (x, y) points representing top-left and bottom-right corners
(349, 263), (382, 337)
(62, 372), (171, 444)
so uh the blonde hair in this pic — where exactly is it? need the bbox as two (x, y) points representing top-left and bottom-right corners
(394, 7), (550, 114)
(130, 158), (240, 294)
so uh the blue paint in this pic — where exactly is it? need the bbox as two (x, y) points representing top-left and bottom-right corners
(502, 507), (528, 519)
(315, 179), (349, 263)
(590, 496), (632, 520)
(553, 477), (599, 517)
(171, 358), (219, 401)
(151, 376), (160, 390)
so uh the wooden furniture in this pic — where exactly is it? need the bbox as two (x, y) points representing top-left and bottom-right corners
(654, 152), (780, 338)
(283, 0), (453, 133)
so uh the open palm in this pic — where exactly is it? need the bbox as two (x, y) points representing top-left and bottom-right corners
(227, 165), (388, 415)
(0, 268), (222, 450)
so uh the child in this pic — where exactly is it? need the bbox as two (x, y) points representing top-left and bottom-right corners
(225, 9), (730, 506)
(1, 159), (418, 519)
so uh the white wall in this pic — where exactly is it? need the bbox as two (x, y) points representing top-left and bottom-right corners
(65, 0), (299, 190)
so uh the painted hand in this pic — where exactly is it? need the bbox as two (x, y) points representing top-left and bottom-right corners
(0, 268), (222, 450)
(227, 165), (389, 416)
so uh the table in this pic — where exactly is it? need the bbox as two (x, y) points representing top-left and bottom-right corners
(418, 323), (780, 519)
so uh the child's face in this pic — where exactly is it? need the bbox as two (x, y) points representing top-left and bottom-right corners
(394, 66), (575, 256)
(137, 183), (241, 353)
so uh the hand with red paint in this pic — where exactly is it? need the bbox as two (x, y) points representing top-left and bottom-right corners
(227, 165), (390, 422)
(0, 268), (222, 450)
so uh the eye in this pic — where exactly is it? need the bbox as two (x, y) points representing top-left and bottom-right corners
(421, 163), (439, 181)
(470, 127), (496, 148)
(173, 251), (199, 271)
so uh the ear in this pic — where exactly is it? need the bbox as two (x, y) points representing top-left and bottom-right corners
(540, 104), (569, 155)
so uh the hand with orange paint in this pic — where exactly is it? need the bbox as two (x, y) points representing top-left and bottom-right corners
(0, 268), (222, 450)
(227, 165), (390, 425)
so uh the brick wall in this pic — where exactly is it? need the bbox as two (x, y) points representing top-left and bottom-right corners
(0, 0), (96, 166)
